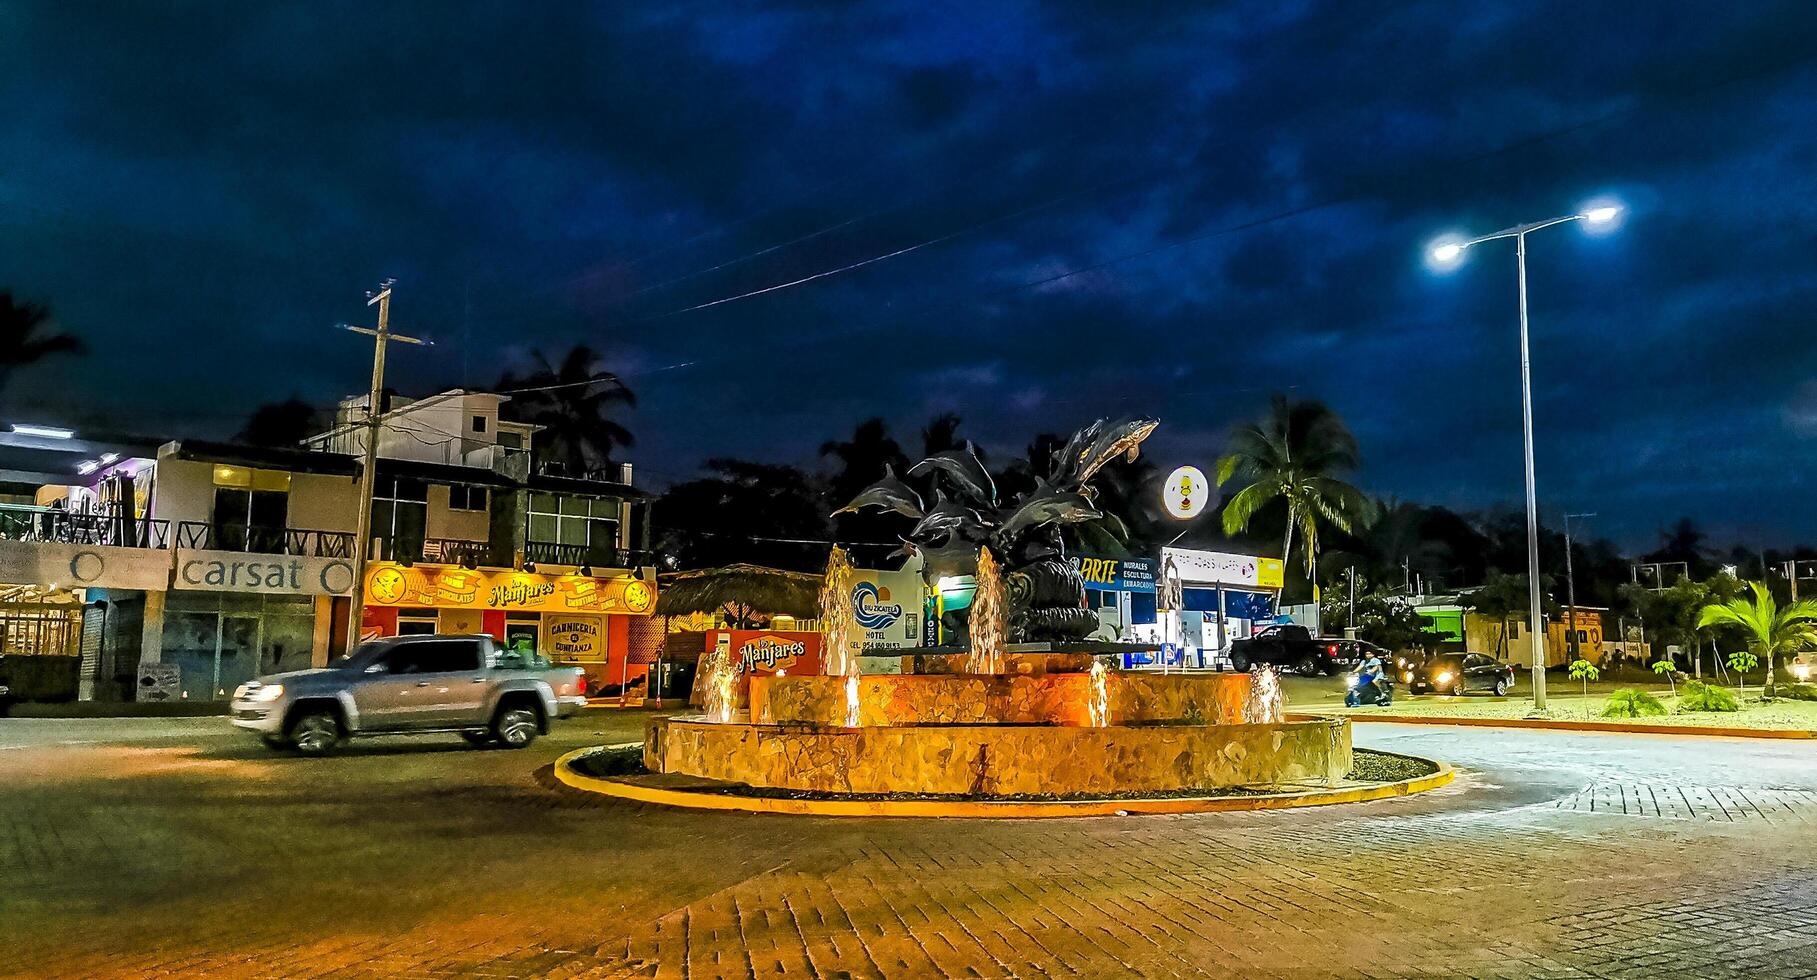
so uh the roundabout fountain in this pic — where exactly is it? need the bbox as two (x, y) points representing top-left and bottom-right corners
(563, 420), (1448, 816)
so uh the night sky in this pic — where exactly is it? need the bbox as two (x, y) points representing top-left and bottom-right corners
(4, 2), (1815, 549)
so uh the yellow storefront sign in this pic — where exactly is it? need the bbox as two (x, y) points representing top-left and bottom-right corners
(1257, 558), (1285, 590)
(363, 562), (656, 615)
(543, 615), (605, 662)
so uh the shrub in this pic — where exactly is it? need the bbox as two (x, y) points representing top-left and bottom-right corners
(1780, 682), (1817, 702)
(1602, 688), (1666, 718)
(1677, 680), (1740, 713)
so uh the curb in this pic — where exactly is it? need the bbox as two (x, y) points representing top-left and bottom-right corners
(551, 747), (1456, 818)
(1313, 712), (1817, 740)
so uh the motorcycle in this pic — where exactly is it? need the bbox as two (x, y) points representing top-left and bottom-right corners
(1343, 664), (1394, 707)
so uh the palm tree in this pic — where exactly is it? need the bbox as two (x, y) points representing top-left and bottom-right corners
(1216, 395), (1374, 599)
(498, 346), (635, 477)
(1696, 581), (1817, 699)
(0, 291), (83, 393)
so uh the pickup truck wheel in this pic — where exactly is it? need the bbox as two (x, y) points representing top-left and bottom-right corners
(1229, 652), (1249, 672)
(260, 734), (289, 751)
(461, 731), (494, 747)
(493, 705), (539, 749)
(288, 711), (340, 756)
(1295, 654), (1320, 676)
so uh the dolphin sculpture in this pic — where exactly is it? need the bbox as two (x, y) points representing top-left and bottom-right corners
(907, 441), (997, 507)
(992, 487), (1102, 544)
(895, 536), (982, 581)
(906, 490), (986, 543)
(1075, 418), (1159, 484)
(833, 463), (924, 519)
(1048, 419), (1105, 486)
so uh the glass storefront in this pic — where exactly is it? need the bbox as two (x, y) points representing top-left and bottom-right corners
(162, 592), (317, 701)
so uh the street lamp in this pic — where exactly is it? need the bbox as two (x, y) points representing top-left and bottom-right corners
(1428, 203), (1622, 712)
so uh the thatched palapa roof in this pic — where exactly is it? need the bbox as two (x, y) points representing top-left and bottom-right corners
(655, 563), (823, 619)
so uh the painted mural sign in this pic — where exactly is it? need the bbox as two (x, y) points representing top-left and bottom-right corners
(0, 540), (170, 592)
(362, 562), (656, 615)
(543, 616), (605, 662)
(1070, 555), (1159, 594)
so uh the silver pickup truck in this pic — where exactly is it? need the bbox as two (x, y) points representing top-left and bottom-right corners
(231, 634), (587, 754)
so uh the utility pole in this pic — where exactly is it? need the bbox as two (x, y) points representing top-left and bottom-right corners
(1563, 512), (1595, 664)
(1346, 564), (1357, 638)
(340, 281), (427, 653)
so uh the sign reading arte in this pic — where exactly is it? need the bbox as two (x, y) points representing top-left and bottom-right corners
(1070, 555), (1158, 594)
(1161, 547), (1285, 589)
(362, 562), (656, 614)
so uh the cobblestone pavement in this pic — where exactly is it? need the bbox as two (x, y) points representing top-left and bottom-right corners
(3, 714), (1815, 978)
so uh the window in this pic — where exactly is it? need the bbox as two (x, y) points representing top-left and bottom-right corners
(448, 485), (488, 512)
(385, 639), (481, 674)
(1507, 621), (1521, 639)
(527, 494), (619, 548)
(212, 486), (288, 551)
(372, 477), (429, 554)
(471, 414), (487, 434)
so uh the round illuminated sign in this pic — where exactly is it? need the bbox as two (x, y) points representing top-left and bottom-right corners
(1162, 465), (1209, 519)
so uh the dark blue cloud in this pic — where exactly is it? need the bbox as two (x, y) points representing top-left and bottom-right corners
(2, 0), (1815, 549)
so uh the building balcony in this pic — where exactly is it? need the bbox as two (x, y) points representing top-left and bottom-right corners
(524, 539), (649, 571)
(0, 505), (170, 548)
(174, 521), (355, 558)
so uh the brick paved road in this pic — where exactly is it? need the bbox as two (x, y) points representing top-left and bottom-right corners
(2, 714), (1814, 978)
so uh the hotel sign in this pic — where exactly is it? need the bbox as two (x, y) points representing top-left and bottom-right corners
(362, 562), (656, 615)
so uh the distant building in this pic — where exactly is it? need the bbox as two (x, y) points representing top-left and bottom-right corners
(1412, 596), (1609, 668)
(0, 390), (658, 704)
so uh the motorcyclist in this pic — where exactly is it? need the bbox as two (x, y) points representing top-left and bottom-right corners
(1345, 651), (1392, 707)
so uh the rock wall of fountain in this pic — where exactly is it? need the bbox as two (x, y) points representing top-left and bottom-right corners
(751, 672), (1251, 728)
(646, 714), (1351, 796)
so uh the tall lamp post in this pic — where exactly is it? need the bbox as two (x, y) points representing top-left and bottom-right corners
(1430, 204), (1621, 711)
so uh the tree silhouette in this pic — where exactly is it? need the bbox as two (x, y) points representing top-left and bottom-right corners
(0, 291), (83, 395)
(237, 398), (321, 447)
(498, 346), (635, 477)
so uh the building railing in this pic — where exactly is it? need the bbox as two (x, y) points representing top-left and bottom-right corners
(524, 540), (649, 570)
(174, 521), (355, 558)
(0, 505), (170, 548)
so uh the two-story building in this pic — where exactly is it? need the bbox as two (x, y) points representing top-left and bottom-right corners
(0, 390), (659, 704)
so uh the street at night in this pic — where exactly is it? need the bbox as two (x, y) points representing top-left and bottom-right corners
(5, 712), (1814, 978)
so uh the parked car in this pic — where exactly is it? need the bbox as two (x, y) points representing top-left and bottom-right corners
(1228, 623), (1383, 675)
(231, 634), (587, 755)
(1403, 652), (1516, 696)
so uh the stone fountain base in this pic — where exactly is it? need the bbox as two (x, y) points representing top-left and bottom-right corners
(642, 672), (1352, 798)
(645, 715), (1349, 796)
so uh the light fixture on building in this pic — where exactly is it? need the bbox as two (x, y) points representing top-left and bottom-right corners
(11, 423), (74, 439)
(460, 554), (478, 570)
(578, 564), (593, 577)
(523, 561), (537, 574)
(99, 452), (119, 464)
(75, 460), (100, 475)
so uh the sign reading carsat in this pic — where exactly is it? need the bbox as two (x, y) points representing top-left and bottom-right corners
(1070, 555), (1159, 594)
(174, 549), (356, 595)
(1161, 547), (1285, 589)
(362, 562), (657, 614)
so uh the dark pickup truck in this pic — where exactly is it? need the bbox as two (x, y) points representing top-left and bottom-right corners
(1228, 624), (1384, 675)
